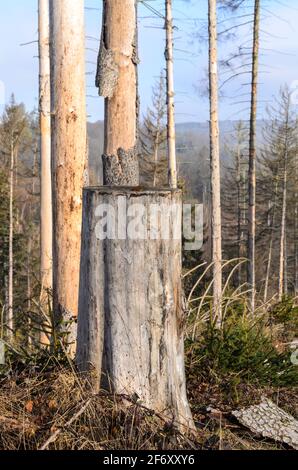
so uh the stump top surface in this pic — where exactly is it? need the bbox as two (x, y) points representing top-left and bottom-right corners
(84, 186), (182, 197)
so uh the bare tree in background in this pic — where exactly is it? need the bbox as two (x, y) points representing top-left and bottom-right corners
(140, 73), (167, 187)
(165, 0), (177, 188)
(208, 0), (222, 324)
(247, 0), (260, 311)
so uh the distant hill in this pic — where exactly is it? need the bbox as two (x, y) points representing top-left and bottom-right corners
(87, 120), (265, 186)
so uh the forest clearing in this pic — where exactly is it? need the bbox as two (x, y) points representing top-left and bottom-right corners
(0, 0), (297, 459)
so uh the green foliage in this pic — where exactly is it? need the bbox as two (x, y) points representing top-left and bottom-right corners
(269, 296), (298, 337)
(186, 310), (298, 387)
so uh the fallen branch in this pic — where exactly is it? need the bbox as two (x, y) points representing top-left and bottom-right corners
(39, 398), (92, 450)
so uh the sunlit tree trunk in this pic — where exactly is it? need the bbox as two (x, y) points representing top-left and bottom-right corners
(39, 0), (52, 344)
(247, 0), (260, 312)
(49, 0), (87, 355)
(165, 0), (177, 188)
(208, 0), (222, 325)
(7, 139), (14, 339)
(96, 0), (139, 185)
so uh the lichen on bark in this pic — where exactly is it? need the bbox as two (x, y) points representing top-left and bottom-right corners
(102, 147), (139, 186)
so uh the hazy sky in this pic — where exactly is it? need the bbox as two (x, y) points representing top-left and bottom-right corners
(0, 0), (297, 123)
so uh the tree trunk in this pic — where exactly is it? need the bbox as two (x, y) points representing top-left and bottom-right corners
(278, 113), (289, 301)
(165, 0), (177, 189)
(39, 0), (52, 344)
(295, 181), (298, 295)
(208, 0), (222, 325)
(49, 0), (87, 354)
(77, 187), (194, 431)
(264, 178), (279, 302)
(7, 140), (14, 339)
(96, 0), (139, 185)
(247, 0), (260, 312)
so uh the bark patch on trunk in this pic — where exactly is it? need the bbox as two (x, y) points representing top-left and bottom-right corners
(233, 397), (298, 449)
(102, 147), (139, 186)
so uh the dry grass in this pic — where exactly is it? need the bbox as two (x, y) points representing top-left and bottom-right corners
(0, 363), (200, 451)
(0, 359), (296, 450)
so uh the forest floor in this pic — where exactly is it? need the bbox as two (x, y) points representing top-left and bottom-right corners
(0, 297), (297, 450)
(0, 358), (296, 451)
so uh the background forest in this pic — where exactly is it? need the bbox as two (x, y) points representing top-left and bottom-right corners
(0, 0), (297, 452)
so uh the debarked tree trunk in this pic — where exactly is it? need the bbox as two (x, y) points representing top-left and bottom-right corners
(76, 187), (194, 431)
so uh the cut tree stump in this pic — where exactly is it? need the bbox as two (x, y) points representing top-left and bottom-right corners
(76, 187), (194, 431)
(232, 397), (298, 449)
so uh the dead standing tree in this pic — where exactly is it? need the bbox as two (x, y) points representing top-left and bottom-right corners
(38, 0), (52, 342)
(208, 0), (222, 325)
(77, 0), (194, 431)
(49, 0), (87, 354)
(165, 0), (177, 188)
(247, 0), (260, 311)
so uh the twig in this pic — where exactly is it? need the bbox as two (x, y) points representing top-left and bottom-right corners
(39, 398), (92, 450)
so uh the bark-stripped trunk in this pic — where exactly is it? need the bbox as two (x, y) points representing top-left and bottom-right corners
(247, 0), (260, 312)
(49, 0), (87, 355)
(165, 0), (177, 188)
(39, 0), (53, 314)
(208, 0), (222, 325)
(7, 140), (14, 339)
(96, 0), (139, 185)
(295, 169), (298, 295)
(27, 237), (32, 348)
(39, 0), (52, 346)
(77, 188), (194, 431)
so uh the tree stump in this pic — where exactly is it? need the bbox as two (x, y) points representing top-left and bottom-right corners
(77, 187), (194, 430)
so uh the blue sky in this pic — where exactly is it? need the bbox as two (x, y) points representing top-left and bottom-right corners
(0, 0), (297, 123)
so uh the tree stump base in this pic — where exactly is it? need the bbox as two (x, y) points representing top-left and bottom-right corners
(77, 187), (194, 430)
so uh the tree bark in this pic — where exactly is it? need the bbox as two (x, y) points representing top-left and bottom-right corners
(77, 187), (194, 431)
(39, 0), (52, 343)
(7, 140), (14, 339)
(49, 0), (87, 354)
(208, 0), (222, 325)
(96, 0), (139, 185)
(165, 0), (177, 189)
(278, 104), (290, 301)
(247, 0), (260, 312)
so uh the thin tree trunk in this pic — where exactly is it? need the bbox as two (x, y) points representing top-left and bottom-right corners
(295, 181), (298, 295)
(153, 138), (159, 187)
(96, 0), (139, 185)
(49, 0), (87, 355)
(247, 0), (260, 312)
(7, 140), (14, 339)
(208, 0), (222, 325)
(278, 150), (288, 300)
(165, 0), (177, 188)
(27, 237), (32, 348)
(39, 0), (53, 318)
